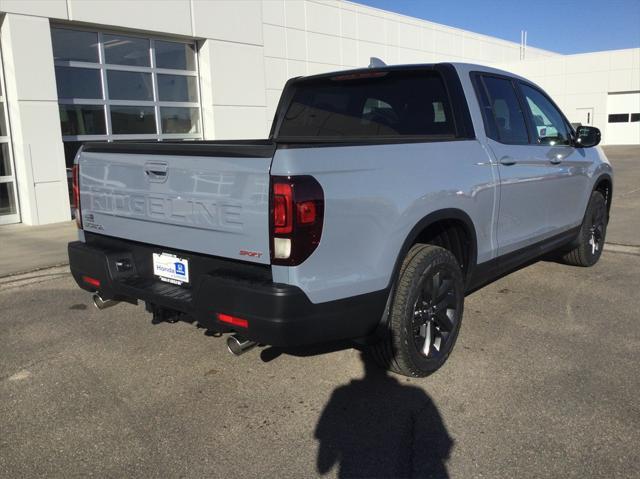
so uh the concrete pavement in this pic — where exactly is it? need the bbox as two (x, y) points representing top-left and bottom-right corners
(0, 146), (638, 478)
(602, 146), (640, 246)
(0, 221), (76, 277)
(1, 243), (638, 478)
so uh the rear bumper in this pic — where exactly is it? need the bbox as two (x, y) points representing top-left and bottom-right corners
(68, 239), (387, 347)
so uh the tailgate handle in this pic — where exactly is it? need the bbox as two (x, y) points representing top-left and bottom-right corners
(144, 161), (169, 183)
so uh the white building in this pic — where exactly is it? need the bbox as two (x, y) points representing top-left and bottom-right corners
(0, 0), (638, 226)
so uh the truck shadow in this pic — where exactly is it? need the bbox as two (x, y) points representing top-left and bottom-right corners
(313, 351), (452, 478)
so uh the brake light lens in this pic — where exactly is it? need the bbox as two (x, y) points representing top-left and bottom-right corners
(273, 183), (293, 234)
(270, 176), (324, 266)
(72, 164), (82, 229)
(331, 71), (388, 81)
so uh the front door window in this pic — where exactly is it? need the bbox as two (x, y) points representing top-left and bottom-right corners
(519, 83), (572, 146)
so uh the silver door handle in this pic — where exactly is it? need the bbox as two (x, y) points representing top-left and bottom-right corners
(549, 156), (563, 164)
(499, 156), (517, 166)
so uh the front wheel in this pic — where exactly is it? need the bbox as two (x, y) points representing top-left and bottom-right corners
(369, 244), (465, 377)
(562, 191), (607, 267)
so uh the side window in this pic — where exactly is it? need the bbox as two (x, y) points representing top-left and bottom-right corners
(519, 83), (571, 146)
(480, 76), (529, 144)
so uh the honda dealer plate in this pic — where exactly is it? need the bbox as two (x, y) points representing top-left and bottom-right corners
(152, 252), (190, 285)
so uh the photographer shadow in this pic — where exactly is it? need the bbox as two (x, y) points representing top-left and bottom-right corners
(314, 352), (453, 478)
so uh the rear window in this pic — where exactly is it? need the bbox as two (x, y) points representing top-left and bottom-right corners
(276, 70), (455, 139)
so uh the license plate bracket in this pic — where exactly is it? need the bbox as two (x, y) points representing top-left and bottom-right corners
(152, 252), (190, 285)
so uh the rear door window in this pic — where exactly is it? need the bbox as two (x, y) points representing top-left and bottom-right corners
(477, 75), (529, 145)
(277, 70), (455, 139)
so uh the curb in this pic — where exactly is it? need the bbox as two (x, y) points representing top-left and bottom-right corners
(0, 265), (71, 290)
(0, 262), (69, 281)
(605, 243), (640, 256)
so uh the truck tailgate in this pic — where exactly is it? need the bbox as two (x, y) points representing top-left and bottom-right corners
(77, 141), (275, 265)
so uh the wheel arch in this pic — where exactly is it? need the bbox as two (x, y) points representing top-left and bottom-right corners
(593, 173), (613, 216)
(390, 209), (478, 289)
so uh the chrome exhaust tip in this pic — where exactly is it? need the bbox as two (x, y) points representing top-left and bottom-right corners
(92, 294), (120, 310)
(227, 335), (257, 356)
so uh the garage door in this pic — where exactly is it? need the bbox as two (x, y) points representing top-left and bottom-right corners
(606, 92), (640, 145)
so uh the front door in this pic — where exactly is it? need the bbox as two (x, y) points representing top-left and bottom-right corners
(517, 82), (591, 232)
(475, 74), (556, 256)
(0, 49), (20, 225)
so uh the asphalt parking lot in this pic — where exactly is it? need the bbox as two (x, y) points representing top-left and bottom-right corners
(1, 147), (639, 478)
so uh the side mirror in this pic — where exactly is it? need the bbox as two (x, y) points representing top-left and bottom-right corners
(574, 126), (601, 148)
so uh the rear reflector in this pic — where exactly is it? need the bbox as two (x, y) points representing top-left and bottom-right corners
(297, 201), (316, 224)
(217, 313), (248, 328)
(82, 275), (101, 288)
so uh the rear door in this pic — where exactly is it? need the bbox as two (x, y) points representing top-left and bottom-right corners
(78, 142), (274, 264)
(474, 73), (556, 255)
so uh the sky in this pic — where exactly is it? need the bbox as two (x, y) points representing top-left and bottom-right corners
(357, 0), (640, 54)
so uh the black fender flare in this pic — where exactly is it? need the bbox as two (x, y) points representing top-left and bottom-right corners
(372, 208), (479, 332)
(592, 173), (613, 216)
(387, 208), (479, 291)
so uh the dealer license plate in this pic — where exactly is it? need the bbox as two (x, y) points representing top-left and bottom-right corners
(152, 252), (190, 285)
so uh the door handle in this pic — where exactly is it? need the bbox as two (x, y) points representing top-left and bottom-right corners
(144, 161), (169, 183)
(549, 155), (563, 165)
(145, 169), (167, 177)
(499, 156), (517, 166)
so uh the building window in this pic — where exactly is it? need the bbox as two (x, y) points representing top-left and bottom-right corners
(608, 113), (629, 123)
(0, 45), (20, 224)
(51, 27), (202, 170)
(631, 113), (640, 122)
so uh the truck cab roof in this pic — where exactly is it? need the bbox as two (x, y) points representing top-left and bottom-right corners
(292, 62), (529, 84)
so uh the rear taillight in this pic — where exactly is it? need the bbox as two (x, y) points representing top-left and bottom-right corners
(270, 176), (324, 266)
(273, 183), (293, 234)
(72, 164), (82, 229)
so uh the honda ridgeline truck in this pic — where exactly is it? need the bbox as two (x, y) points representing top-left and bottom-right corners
(68, 63), (613, 377)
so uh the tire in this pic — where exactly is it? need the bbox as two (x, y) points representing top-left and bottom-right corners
(369, 244), (465, 377)
(562, 191), (607, 267)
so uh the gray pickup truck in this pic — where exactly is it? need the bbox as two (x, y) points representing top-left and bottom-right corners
(68, 62), (613, 377)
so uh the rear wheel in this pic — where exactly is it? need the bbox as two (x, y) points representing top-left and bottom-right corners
(562, 191), (607, 267)
(369, 244), (465, 377)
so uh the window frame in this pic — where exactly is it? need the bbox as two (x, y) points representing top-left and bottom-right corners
(471, 71), (576, 147)
(471, 72), (532, 145)
(515, 80), (575, 147)
(0, 45), (21, 224)
(52, 26), (202, 142)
